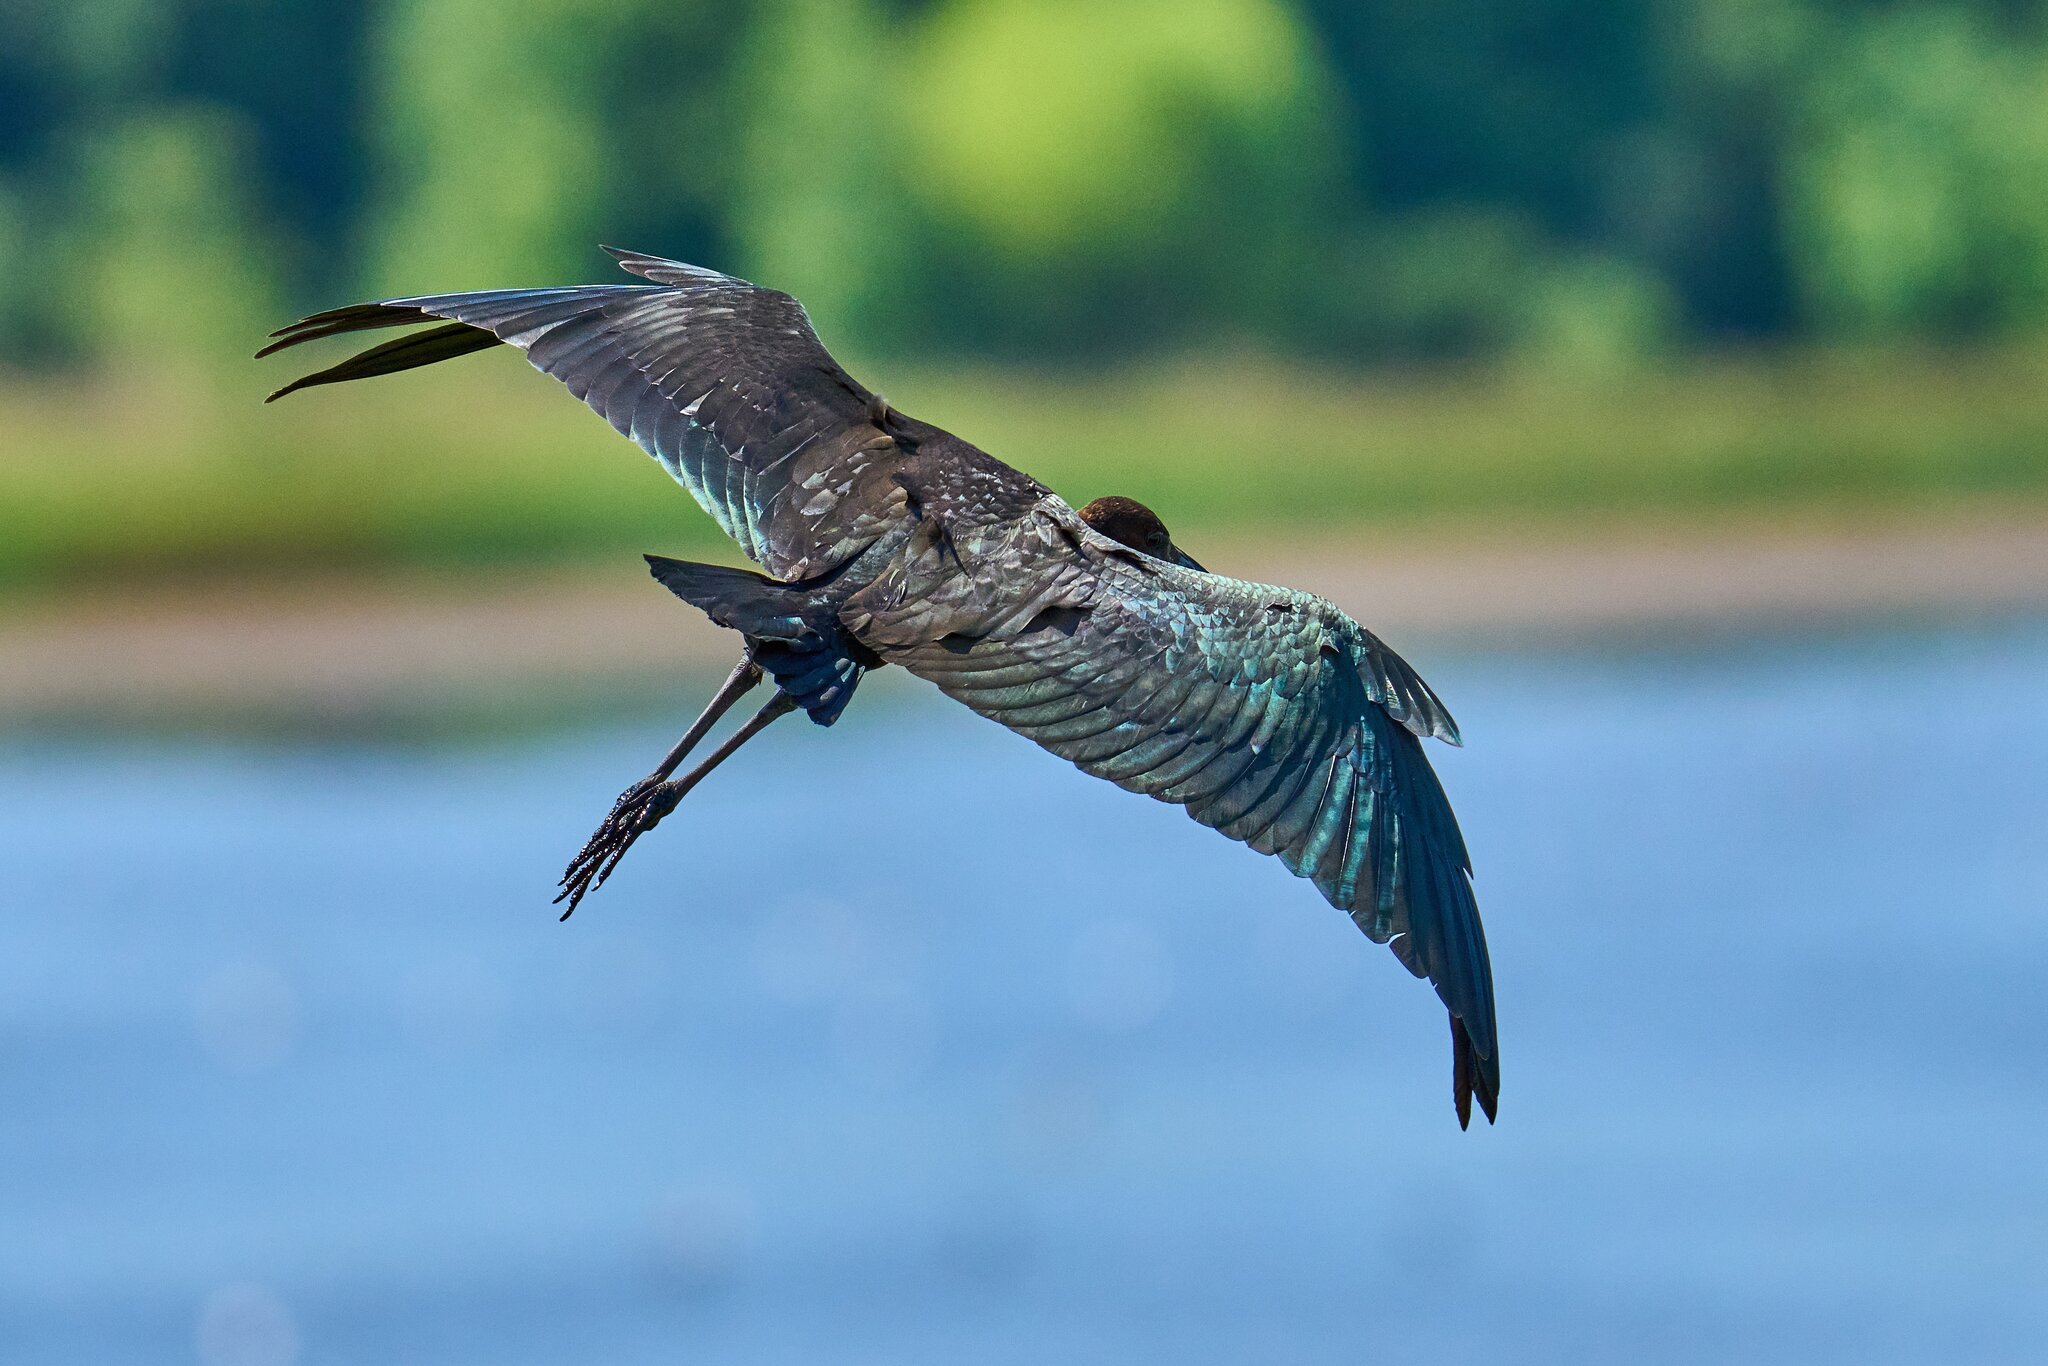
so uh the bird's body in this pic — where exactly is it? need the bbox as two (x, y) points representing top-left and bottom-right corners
(262, 249), (1499, 1126)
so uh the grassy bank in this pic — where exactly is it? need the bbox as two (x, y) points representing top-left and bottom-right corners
(5, 343), (2047, 592)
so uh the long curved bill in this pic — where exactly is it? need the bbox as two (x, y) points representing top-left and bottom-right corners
(1170, 546), (1207, 573)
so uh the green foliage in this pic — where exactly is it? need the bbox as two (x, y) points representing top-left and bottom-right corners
(902, 0), (1332, 256)
(1515, 256), (1678, 373)
(4, 0), (2048, 365)
(889, 0), (1345, 353)
(365, 0), (629, 291)
(67, 106), (282, 373)
(4, 346), (2045, 592)
(727, 0), (905, 349)
(1783, 5), (2048, 335)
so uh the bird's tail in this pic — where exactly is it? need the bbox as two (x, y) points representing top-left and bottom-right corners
(645, 556), (866, 726)
(646, 557), (810, 641)
(1452, 1013), (1500, 1129)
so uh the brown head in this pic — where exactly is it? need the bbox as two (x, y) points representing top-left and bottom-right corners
(1078, 496), (1207, 571)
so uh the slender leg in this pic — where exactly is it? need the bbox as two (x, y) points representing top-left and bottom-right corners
(556, 690), (799, 918)
(557, 652), (762, 870)
(644, 652), (766, 786)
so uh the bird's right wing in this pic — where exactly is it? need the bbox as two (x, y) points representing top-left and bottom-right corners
(259, 250), (907, 581)
(845, 499), (1498, 1125)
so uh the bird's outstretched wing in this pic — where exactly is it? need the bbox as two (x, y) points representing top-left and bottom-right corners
(845, 499), (1498, 1124)
(259, 249), (905, 581)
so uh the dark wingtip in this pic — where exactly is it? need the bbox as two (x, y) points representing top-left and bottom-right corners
(255, 322), (318, 359)
(1452, 1012), (1499, 1128)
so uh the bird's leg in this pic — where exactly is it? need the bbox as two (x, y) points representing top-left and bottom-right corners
(555, 688), (800, 918)
(555, 651), (762, 913)
(614, 651), (764, 813)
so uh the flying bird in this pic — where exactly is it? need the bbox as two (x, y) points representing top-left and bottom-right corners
(260, 249), (1499, 1126)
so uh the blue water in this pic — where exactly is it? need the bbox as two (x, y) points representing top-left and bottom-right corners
(3, 624), (2045, 1365)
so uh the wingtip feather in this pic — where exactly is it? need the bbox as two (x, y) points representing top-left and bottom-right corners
(1452, 1012), (1499, 1128)
(601, 245), (744, 288)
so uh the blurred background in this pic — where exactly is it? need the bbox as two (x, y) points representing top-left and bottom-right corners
(1, 1), (2044, 1363)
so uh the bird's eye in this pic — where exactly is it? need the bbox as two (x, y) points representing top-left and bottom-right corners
(1148, 532), (1169, 551)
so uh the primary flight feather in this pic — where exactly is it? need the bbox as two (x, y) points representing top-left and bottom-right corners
(261, 248), (1499, 1127)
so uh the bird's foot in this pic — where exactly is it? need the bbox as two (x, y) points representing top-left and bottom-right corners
(554, 776), (682, 919)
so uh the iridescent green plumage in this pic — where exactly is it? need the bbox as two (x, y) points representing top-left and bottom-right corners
(261, 249), (1499, 1126)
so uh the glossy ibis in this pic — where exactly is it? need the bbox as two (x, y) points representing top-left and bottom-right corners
(261, 250), (1499, 1126)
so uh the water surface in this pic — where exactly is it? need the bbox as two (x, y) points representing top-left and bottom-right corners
(3, 623), (2044, 1364)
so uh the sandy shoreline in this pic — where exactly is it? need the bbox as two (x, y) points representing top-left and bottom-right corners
(4, 513), (2044, 720)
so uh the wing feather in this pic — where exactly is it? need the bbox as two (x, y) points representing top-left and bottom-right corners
(849, 501), (1498, 1123)
(261, 250), (899, 580)
(1295, 754), (1356, 884)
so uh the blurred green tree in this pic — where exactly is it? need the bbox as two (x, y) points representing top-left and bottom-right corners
(726, 0), (907, 352)
(365, 0), (626, 291)
(1783, 4), (2048, 336)
(2, 0), (2048, 369)
(893, 0), (1347, 354)
(68, 106), (283, 377)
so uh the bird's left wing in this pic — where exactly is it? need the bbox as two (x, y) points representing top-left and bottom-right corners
(259, 250), (904, 581)
(844, 499), (1498, 1124)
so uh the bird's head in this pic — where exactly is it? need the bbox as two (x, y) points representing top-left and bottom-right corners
(1078, 496), (1207, 572)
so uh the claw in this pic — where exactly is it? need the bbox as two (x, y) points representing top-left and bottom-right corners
(564, 776), (662, 870)
(551, 689), (798, 920)
(555, 778), (678, 919)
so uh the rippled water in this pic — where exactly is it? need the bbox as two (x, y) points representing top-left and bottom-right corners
(3, 623), (2045, 1364)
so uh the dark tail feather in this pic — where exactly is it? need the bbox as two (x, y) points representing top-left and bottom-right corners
(646, 555), (865, 726)
(644, 556), (808, 641)
(263, 321), (501, 401)
(1452, 1013), (1500, 1129)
